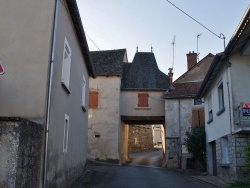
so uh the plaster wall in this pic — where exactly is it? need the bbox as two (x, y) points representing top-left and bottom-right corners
(121, 91), (165, 116)
(88, 77), (121, 162)
(165, 98), (197, 168)
(0, 0), (55, 120)
(204, 66), (231, 142)
(230, 55), (250, 108)
(46, 1), (90, 187)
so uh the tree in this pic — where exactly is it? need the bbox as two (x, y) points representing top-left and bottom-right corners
(184, 127), (206, 170)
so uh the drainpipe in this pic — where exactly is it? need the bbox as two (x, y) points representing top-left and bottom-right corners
(43, 0), (59, 187)
(178, 99), (182, 168)
(226, 62), (233, 134)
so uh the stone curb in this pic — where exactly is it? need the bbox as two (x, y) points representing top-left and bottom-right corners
(180, 170), (226, 188)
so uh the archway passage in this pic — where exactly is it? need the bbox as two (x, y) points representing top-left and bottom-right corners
(121, 116), (166, 167)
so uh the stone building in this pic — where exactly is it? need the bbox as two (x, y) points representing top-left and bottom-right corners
(88, 50), (169, 164)
(164, 52), (214, 168)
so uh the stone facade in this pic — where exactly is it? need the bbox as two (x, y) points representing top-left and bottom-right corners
(128, 125), (154, 153)
(0, 118), (44, 188)
(209, 134), (250, 183)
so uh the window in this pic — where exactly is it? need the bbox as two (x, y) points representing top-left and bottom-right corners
(207, 95), (213, 124)
(89, 90), (99, 109)
(217, 82), (225, 116)
(63, 114), (69, 153)
(138, 93), (149, 107)
(221, 137), (229, 165)
(194, 98), (202, 105)
(82, 75), (86, 110)
(192, 109), (205, 127)
(61, 37), (72, 92)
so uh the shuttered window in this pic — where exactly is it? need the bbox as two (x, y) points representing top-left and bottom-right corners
(89, 91), (99, 109)
(61, 37), (71, 92)
(192, 109), (205, 127)
(138, 93), (149, 107)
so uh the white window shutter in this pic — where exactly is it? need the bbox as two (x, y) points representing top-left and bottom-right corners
(61, 37), (71, 91)
(82, 75), (86, 107)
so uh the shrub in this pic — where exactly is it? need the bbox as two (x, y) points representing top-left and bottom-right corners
(184, 127), (206, 170)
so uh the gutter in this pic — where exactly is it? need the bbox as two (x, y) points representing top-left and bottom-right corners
(178, 99), (182, 168)
(43, 0), (59, 187)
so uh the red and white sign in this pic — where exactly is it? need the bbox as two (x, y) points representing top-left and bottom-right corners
(0, 61), (4, 75)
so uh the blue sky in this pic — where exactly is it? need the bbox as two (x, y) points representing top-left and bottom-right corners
(77, 1), (249, 79)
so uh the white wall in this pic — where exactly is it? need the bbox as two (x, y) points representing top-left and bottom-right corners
(204, 66), (231, 142)
(88, 77), (121, 161)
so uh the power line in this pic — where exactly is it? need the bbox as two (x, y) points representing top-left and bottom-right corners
(85, 33), (101, 51)
(166, 0), (226, 49)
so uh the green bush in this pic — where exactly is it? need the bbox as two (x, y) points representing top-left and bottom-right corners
(229, 139), (250, 187)
(184, 127), (206, 170)
(244, 141), (250, 180)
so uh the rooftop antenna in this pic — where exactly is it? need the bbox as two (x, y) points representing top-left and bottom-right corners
(136, 45), (138, 52)
(151, 44), (153, 52)
(171, 35), (176, 69)
(196, 33), (202, 62)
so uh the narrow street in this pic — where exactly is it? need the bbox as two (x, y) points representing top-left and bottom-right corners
(73, 164), (217, 188)
(72, 149), (218, 188)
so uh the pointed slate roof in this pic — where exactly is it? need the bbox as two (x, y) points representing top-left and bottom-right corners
(164, 53), (214, 99)
(121, 52), (169, 91)
(90, 49), (126, 76)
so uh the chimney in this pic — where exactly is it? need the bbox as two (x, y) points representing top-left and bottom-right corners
(186, 51), (197, 70)
(168, 68), (173, 87)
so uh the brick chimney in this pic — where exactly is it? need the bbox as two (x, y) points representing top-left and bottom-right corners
(168, 68), (173, 87)
(186, 51), (197, 70)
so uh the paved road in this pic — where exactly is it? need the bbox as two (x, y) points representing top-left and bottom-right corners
(129, 149), (163, 167)
(73, 164), (217, 188)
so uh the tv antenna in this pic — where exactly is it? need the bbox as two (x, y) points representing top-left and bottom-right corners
(171, 35), (176, 69)
(197, 33), (202, 62)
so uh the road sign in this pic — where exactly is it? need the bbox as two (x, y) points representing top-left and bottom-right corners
(0, 61), (4, 75)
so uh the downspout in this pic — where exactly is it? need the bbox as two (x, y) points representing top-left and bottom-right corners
(43, 0), (59, 187)
(226, 62), (233, 134)
(178, 99), (182, 168)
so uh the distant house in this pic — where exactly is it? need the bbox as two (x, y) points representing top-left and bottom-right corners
(196, 5), (250, 182)
(164, 52), (214, 168)
(88, 49), (127, 163)
(0, 1), (95, 187)
(88, 50), (169, 163)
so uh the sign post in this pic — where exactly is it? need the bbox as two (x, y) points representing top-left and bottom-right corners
(242, 103), (250, 120)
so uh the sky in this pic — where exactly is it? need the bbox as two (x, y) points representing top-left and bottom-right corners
(76, 1), (249, 80)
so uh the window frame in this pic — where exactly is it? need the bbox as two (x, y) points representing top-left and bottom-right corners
(89, 90), (99, 109)
(217, 82), (225, 116)
(63, 114), (69, 153)
(82, 75), (86, 111)
(207, 95), (213, 124)
(138, 93), (149, 107)
(61, 37), (72, 93)
(221, 137), (229, 165)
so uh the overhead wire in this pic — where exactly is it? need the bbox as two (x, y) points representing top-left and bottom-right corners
(166, 0), (226, 48)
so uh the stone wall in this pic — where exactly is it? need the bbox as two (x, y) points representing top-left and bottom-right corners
(128, 125), (154, 153)
(214, 134), (250, 182)
(0, 118), (44, 188)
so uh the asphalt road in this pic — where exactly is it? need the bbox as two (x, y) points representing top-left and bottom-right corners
(73, 164), (217, 188)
